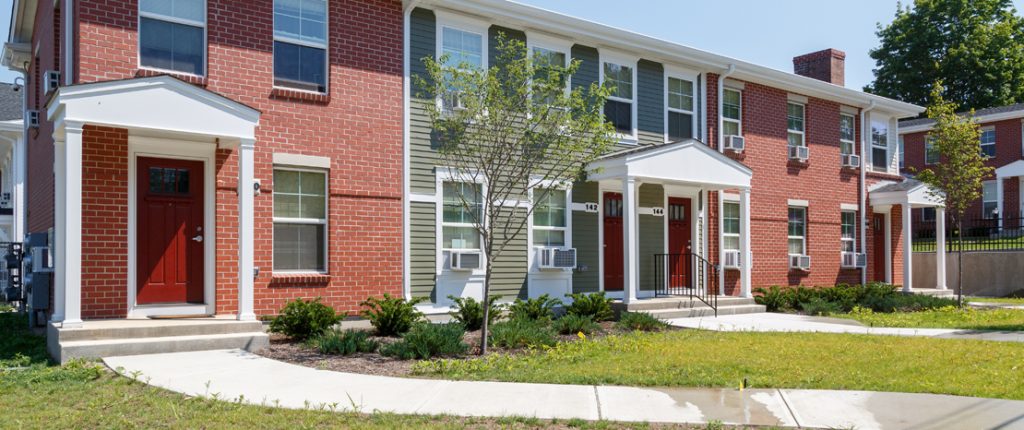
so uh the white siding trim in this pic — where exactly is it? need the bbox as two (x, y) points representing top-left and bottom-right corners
(272, 153), (331, 169)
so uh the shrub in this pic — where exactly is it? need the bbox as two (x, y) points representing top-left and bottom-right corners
(552, 314), (601, 335)
(268, 298), (342, 340)
(508, 294), (562, 321)
(616, 312), (668, 332)
(447, 295), (504, 331)
(754, 286), (795, 312)
(488, 318), (557, 348)
(360, 294), (426, 336)
(312, 329), (379, 355)
(799, 297), (842, 316)
(564, 292), (614, 322)
(380, 323), (468, 360)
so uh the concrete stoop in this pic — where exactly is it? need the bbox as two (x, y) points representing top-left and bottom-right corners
(614, 296), (766, 319)
(47, 318), (268, 364)
(909, 288), (956, 298)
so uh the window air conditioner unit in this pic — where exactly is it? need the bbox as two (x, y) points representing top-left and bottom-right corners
(841, 154), (860, 169)
(449, 251), (482, 271)
(537, 247), (577, 269)
(30, 246), (53, 273)
(26, 110), (39, 128)
(789, 254), (811, 271)
(44, 70), (61, 94)
(722, 250), (741, 269)
(788, 145), (809, 162)
(725, 135), (745, 152)
(841, 252), (867, 268)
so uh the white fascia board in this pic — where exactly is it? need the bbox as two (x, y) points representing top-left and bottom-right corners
(526, 31), (572, 55)
(273, 153), (331, 169)
(900, 110), (1024, 134)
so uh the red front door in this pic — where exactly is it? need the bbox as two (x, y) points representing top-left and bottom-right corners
(137, 157), (205, 305)
(667, 198), (692, 288)
(872, 213), (886, 282)
(603, 192), (624, 291)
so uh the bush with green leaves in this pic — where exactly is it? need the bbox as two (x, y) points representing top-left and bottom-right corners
(616, 312), (668, 332)
(552, 314), (601, 335)
(380, 323), (468, 360)
(360, 294), (426, 336)
(488, 317), (557, 348)
(268, 298), (342, 340)
(447, 295), (503, 331)
(799, 297), (842, 316)
(311, 329), (379, 355)
(755, 283), (955, 315)
(564, 292), (614, 322)
(508, 294), (562, 321)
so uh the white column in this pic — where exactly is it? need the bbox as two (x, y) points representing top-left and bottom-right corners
(622, 177), (639, 304)
(996, 177), (1004, 230)
(936, 207), (947, 290)
(739, 188), (752, 298)
(12, 133), (24, 241)
(902, 202), (913, 293)
(53, 121), (83, 327)
(237, 139), (257, 321)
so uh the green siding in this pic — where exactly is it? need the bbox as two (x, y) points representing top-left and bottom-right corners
(410, 201), (437, 300)
(489, 26), (526, 67)
(637, 60), (664, 146)
(572, 181), (600, 293)
(410, 8), (438, 194)
(638, 184), (664, 292)
(571, 44), (599, 93)
(490, 208), (529, 300)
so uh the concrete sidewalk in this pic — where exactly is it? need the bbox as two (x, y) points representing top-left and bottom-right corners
(104, 349), (1024, 429)
(668, 313), (1024, 342)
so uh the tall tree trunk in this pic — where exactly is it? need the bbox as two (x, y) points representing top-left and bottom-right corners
(480, 259), (493, 355)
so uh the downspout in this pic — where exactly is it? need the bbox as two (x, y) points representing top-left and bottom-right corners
(716, 64), (736, 152)
(860, 101), (876, 287)
(401, 0), (421, 300)
(63, 0), (73, 85)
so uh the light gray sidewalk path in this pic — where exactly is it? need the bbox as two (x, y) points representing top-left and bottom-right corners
(104, 349), (1024, 430)
(668, 312), (1024, 342)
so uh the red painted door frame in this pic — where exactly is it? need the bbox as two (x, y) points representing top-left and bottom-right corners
(136, 157), (206, 305)
(872, 213), (887, 283)
(603, 192), (624, 291)
(667, 197), (692, 288)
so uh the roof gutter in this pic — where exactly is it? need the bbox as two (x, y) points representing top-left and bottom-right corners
(717, 64), (736, 152)
(860, 100), (876, 287)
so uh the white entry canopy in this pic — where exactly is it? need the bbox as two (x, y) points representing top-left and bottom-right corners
(47, 75), (260, 141)
(996, 159), (1024, 178)
(587, 139), (752, 190)
(869, 178), (944, 208)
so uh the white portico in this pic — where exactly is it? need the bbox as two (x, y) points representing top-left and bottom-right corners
(870, 179), (947, 292)
(995, 160), (1024, 226)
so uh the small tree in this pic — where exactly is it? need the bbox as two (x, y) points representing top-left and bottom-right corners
(914, 83), (994, 306)
(417, 35), (616, 354)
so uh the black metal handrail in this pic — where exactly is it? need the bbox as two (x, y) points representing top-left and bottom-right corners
(653, 253), (718, 316)
(912, 214), (1024, 252)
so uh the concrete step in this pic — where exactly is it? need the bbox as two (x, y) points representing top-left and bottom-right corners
(615, 296), (757, 312)
(55, 332), (269, 364)
(54, 319), (265, 342)
(639, 303), (767, 319)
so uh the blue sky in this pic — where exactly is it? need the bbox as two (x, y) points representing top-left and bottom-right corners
(1, 0), (1022, 90)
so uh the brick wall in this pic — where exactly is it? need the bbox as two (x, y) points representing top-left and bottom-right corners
(54, 0), (405, 318)
(25, 0), (59, 233)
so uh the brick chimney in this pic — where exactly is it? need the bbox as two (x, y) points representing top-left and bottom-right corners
(793, 49), (846, 86)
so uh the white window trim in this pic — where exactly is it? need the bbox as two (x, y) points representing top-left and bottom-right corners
(434, 12), (489, 114)
(526, 33), (572, 108)
(435, 167), (488, 275)
(924, 135), (939, 165)
(840, 113), (856, 155)
(982, 180), (998, 219)
(841, 209), (857, 253)
(272, 166), (329, 274)
(980, 126), (996, 158)
(137, 0), (208, 78)
(788, 206), (806, 256)
(599, 50), (639, 143)
(722, 201), (740, 251)
(898, 135), (905, 169)
(529, 180), (571, 248)
(787, 101), (806, 147)
(664, 66), (699, 143)
(722, 87), (742, 137)
(870, 117), (891, 173)
(272, 0), (329, 94)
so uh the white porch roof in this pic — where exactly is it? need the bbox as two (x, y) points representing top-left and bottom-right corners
(869, 178), (944, 208)
(996, 159), (1024, 178)
(587, 139), (752, 190)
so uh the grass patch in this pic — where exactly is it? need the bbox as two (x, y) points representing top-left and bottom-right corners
(834, 306), (1024, 330)
(969, 296), (1024, 305)
(415, 329), (1024, 400)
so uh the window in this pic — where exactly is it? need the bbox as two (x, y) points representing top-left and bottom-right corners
(722, 88), (742, 137)
(982, 181), (998, 219)
(603, 62), (634, 135)
(787, 102), (805, 148)
(274, 0), (328, 92)
(439, 26), (484, 111)
(980, 128), (996, 158)
(787, 206), (806, 255)
(667, 77), (694, 141)
(898, 136), (904, 169)
(531, 47), (568, 105)
(925, 136), (939, 164)
(139, 0), (206, 75)
(921, 207), (936, 222)
(442, 182), (482, 249)
(533, 188), (567, 247)
(871, 121), (889, 170)
(273, 169), (327, 272)
(722, 202), (740, 251)
(840, 113), (855, 156)
(841, 210), (856, 253)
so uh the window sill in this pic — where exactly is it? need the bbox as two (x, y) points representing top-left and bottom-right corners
(786, 158), (810, 168)
(136, 68), (207, 86)
(271, 86), (330, 104)
(269, 273), (332, 287)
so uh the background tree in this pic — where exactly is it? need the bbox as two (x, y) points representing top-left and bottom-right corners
(866, 0), (1024, 110)
(914, 83), (994, 306)
(417, 35), (617, 354)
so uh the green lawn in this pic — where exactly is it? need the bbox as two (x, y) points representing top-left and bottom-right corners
(832, 307), (1024, 330)
(414, 329), (1024, 400)
(969, 296), (1024, 305)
